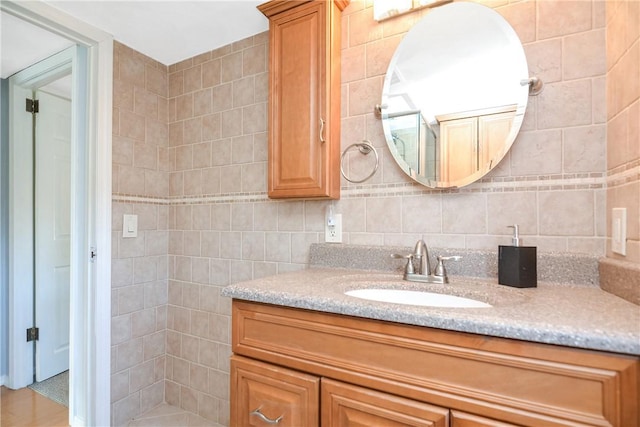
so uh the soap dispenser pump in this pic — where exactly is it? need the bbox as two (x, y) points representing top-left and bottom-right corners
(498, 225), (537, 288)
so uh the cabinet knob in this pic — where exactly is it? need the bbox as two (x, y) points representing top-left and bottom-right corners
(250, 407), (283, 424)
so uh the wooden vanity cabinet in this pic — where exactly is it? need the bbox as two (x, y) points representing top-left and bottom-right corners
(258, 0), (348, 199)
(230, 300), (639, 427)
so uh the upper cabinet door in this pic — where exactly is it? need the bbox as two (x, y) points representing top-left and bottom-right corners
(259, 0), (348, 199)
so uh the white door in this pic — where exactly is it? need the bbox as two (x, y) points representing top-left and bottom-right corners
(35, 89), (71, 382)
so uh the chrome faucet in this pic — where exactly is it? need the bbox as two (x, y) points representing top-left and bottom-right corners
(392, 239), (461, 284)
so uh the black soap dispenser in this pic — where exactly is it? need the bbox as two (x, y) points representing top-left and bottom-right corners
(498, 225), (537, 288)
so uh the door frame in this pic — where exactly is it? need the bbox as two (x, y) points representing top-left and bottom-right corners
(2, 1), (112, 426)
(9, 47), (74, 387)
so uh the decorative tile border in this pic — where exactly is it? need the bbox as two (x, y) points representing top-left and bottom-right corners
(607, 162), (640, 188)
(112, 172), (609, 205)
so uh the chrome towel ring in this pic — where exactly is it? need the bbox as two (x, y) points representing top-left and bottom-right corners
(340, 140), (379, 183)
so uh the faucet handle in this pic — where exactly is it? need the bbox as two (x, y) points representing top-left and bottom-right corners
(434, 255), (461, 278)
(391, 253), (415, 274)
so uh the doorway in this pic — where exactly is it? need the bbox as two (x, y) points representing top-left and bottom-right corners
(8, 45), (80, 423)
(2, 1), (113, 425)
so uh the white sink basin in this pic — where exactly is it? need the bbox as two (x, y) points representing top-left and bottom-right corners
(345, 288), (492, 308)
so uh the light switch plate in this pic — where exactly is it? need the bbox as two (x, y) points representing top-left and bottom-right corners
(611, 208), (626, 256)
(123, 214), (138, 238)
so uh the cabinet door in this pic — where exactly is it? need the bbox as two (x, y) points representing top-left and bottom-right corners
(321, 378), (449, 427)
(451, 411), (520, 427)
(262, 0), (343, 199)
(231, 355), (320, 427)
(439, 116), (478, 183)
(478, 110), (515, 169)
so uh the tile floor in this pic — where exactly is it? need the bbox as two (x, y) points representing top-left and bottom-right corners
(127, 403), (225, 427)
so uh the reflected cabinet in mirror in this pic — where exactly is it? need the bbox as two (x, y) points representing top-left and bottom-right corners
(381, 2), (530, 188)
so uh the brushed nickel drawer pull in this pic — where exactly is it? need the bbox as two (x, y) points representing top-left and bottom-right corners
(250, 407), (283, 424)
(320, 118), (326, 143)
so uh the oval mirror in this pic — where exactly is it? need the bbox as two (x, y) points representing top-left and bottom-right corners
(381, 2), (530, 188)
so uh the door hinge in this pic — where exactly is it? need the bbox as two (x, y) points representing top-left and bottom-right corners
(90, 247), (97, 262)
(25, 98), (39, 114)
(26, 327), (39, 342)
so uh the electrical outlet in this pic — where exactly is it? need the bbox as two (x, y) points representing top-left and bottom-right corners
(612, 208), (626, 256)
(325, 213), (342, 243)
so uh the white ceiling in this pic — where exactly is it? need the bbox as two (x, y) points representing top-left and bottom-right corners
(1, 1), (269, 79)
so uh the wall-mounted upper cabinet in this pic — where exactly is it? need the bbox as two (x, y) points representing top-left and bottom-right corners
(258, 0), (349, 199)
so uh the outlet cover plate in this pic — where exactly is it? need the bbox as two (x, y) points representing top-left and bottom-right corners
(325, 213), (342, 243)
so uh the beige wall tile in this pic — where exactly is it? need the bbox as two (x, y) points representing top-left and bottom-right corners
(146, 64), (167, 97)
(366, 197), (402, 233)
(525, 39), (562, 84)
(221, 51), (242, 83)
(119, 53), (146, 88)
(366, 35), (401, 78)
(184, 65), (202, 93)
(277, 202), (304, 231)
(202, 59), (221, 88)
(242, 162), (267, 193)
(134, 86), (158, 119)
(563, 125), (606, 173)
(348, 7), (382, 47)
(184, 117), (203, 144)
(538, 80), (593, 129)
(221, 108), (243, 138)
(348, 77), (383, 116)
(442, 194), (487, 234)
(194, 89), (212, 117)
(538, 0), (592, 40)
(564, 29), (606, 80)
(539, 190), (595, 236)
(242, 103), (267, 135)
(510, 130), (562, 175)
(176, 94), (194, 121)
(116, 337), (143, 371)
(499, 0), (536, 43)
(183, 170), (202, 196)
(140, 382), (164, 415)
(487, 192), (537, 235)
(169, 71), (184, 98)
(342, 45), (366, 83)
(401, 195), (442, 234)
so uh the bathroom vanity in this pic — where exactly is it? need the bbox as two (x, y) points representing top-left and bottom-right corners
(224, 269), (640, 427)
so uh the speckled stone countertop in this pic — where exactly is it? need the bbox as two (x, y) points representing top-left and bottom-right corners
(222, 268), (640, 356)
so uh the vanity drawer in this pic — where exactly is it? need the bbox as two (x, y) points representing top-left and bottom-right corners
(232, 300), (639, 427)
(231, 355), (319, 426)
(322, 378), (449, 427)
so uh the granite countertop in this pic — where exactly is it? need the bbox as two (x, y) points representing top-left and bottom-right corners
(222, 267), (640, 356)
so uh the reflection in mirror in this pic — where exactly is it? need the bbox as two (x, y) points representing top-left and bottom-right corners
(381, 1), (530, 188)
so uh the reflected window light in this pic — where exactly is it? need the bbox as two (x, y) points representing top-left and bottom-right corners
(373, 0), (412, 21)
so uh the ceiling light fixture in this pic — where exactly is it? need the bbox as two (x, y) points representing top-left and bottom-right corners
(373, 0), (451, 21)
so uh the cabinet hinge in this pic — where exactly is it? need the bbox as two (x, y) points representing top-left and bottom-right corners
(25, 98), (39, 114)
(26, 327), (39, 342)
